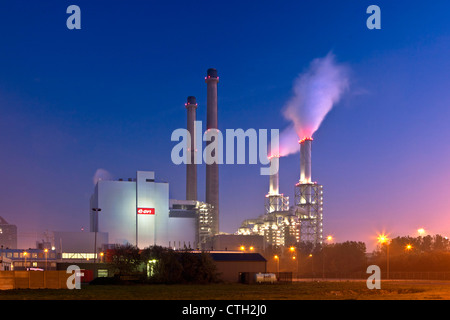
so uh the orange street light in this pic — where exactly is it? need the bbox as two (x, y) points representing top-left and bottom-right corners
(377, 233), (390, 279)
(240, 246), (245, 251)
(377, 234), (389, 244)
(44, 249), (48, 270)
(405, 244), (413, 251)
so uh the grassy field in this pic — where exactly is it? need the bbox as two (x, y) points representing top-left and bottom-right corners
(1, 280), (450, 300)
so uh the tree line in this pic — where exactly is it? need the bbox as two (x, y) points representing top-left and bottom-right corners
(370, 234), (450, 272)
(103, 244), (221, 284)
(263, 234), (450, 275)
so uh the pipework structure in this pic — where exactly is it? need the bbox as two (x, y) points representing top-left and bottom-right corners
(294, 137), (323, 246)
(237, 155), (297, 247)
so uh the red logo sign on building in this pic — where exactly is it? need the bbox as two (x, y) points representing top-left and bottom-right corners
(137, 208), (155, 215)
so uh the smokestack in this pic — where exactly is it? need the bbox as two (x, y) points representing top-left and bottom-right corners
(185, 96), (197, 201)
(268, 155), (280, 195)
(205, 68), (219, 235)
(299, 137), (313, 183)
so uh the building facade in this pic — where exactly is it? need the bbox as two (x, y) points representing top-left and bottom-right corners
(89, 171), (212, 250)
(0, 216), (17, 249)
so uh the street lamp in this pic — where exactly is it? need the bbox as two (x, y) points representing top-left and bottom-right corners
(23, 251), (27, 270)
(92, 208), (102, 263)
(405, 244), (413, 251)
(323, 235), (333, 279)
(377, 233), (390, 280)
(274, 255), (279, 274)
(44, 248), (48, 270)
(418, 228), (426, 236)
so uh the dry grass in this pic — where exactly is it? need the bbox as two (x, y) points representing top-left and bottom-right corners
(1, 280), (450, 300)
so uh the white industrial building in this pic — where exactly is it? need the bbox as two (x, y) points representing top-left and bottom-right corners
(89, 171), (213, 250)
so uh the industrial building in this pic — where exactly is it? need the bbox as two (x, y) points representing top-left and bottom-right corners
(205, 234), (265, 252)
(89, 171), (215, 250)
(86, 69), (220, 250)
(237, 137), (323, 247)
(0, 216), (17, 249)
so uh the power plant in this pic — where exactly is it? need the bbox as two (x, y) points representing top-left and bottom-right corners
(237, 137), (323, 247)
(67, 66), (326, 257)
(87, 69), (220, 251)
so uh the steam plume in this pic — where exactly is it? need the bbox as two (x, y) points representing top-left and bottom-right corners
(279, 53), (349, 156)
(93, 168), (113, 185)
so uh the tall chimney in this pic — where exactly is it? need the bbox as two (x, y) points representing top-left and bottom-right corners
(185, 96), (197, 201)
(299, 137), (313, 183)
(205, 68), (219, 235)
(268, 155), (280, 196)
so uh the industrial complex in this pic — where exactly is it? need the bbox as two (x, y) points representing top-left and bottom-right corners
(237, 137), (323, 247)
(0, 67), (325, 282)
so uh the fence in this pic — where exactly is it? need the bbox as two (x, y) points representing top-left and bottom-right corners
(0, 270), (71, 290)
(295, 271), (450, 281)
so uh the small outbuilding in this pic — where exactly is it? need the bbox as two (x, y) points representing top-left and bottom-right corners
(208, 252), (267, 283)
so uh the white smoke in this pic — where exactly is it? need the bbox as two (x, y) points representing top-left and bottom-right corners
(93, 168), (113, 185)
(279, 52), (349, 156)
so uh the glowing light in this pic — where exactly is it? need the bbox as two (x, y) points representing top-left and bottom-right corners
(249, 246), (254, 251)
(289, 246), (295, 252)
(240, 246), (245, 251)
(298, 137), (314, 144)
(377, 234), (390, 244)
(418, 228), (426, 236)
(327, 235), (333, 242)
(405, 244), (413, 251)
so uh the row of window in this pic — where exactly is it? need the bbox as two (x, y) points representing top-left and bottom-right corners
(2, 252), (56, 259)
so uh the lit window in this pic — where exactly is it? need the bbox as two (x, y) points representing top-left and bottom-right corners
(98, 269), (108, 277)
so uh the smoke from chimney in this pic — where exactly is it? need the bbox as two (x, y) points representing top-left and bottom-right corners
(279, 52), (349, 156)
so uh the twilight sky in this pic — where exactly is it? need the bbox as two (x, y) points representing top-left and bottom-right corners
(0, 1), (449, 250)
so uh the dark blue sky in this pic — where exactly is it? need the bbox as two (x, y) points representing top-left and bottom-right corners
(1, 1), (449, 250)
